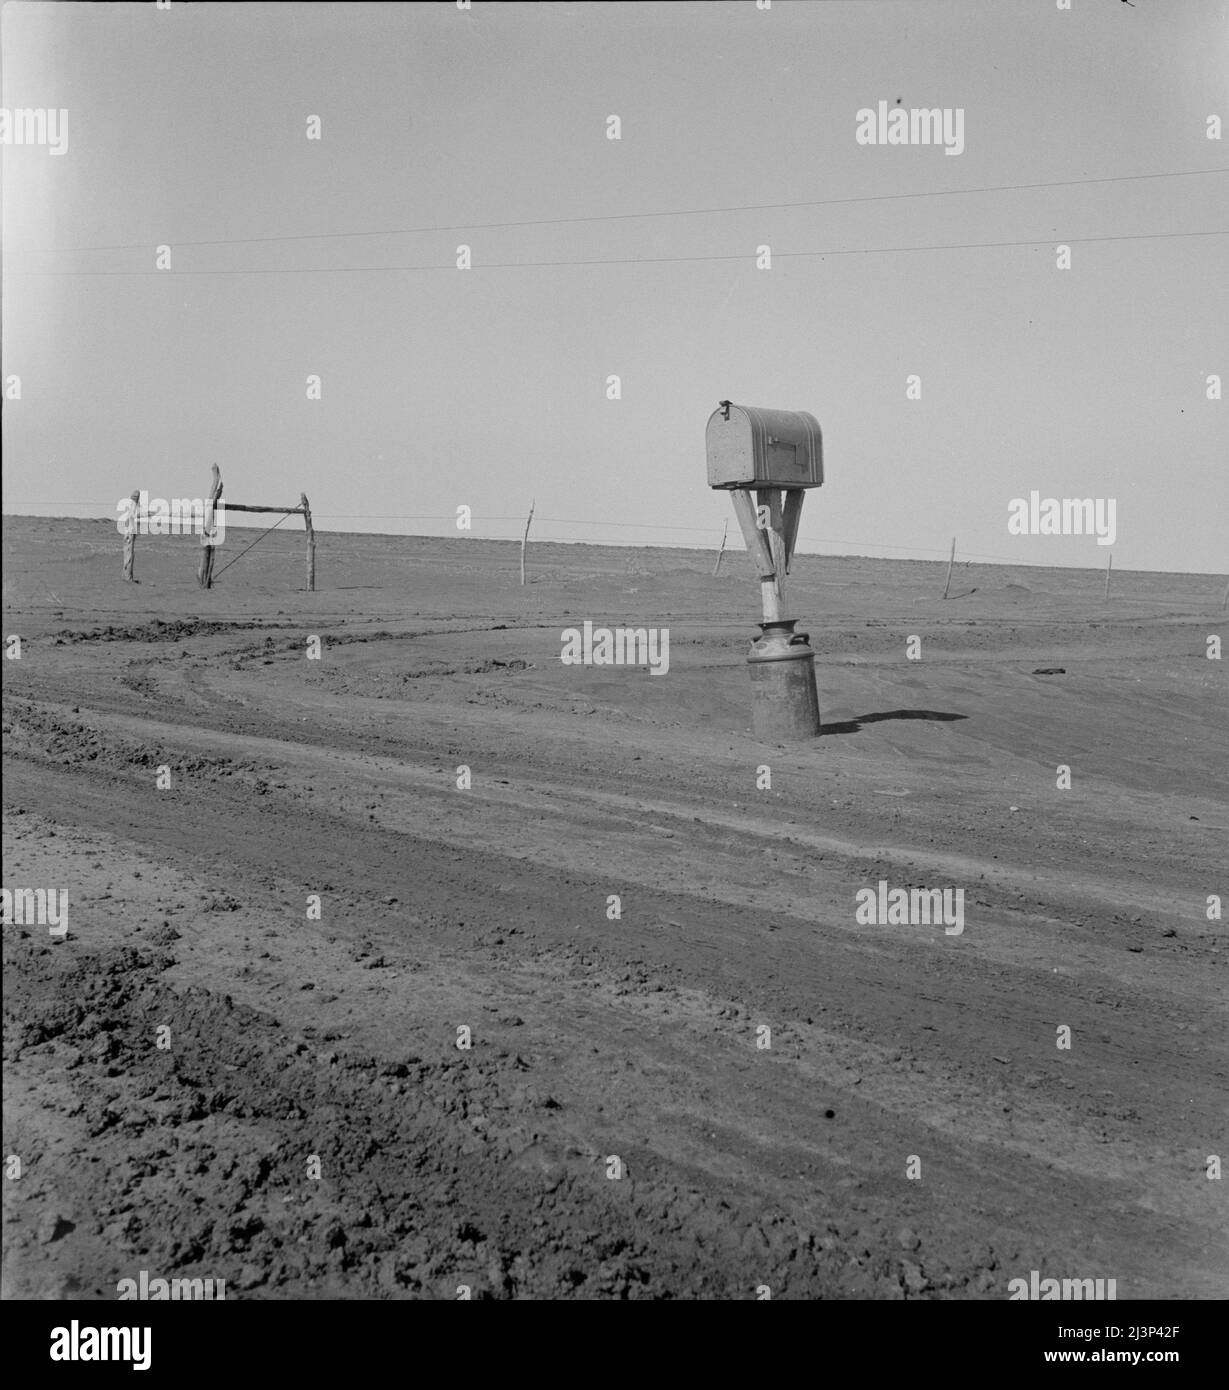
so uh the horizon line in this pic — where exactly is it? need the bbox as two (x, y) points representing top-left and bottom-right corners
(3, 511), (1224, 581)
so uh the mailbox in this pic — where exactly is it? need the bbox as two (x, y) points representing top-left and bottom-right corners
(706, 401), (823, 490)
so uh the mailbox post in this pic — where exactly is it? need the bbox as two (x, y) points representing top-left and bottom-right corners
(706, 401), (823, 740)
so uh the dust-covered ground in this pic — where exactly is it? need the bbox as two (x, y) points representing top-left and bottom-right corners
(2, 516), (1226, 1299)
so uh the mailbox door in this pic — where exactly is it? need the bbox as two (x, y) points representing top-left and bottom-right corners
(706, 410), (756, 487)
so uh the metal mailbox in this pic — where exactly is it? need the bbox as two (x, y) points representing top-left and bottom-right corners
(706, 401), (823, 490)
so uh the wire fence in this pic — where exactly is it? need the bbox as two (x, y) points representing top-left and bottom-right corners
(6, 502), (1227, 582)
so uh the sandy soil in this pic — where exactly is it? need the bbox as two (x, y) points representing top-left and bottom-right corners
(2, 517), (1226, 1299)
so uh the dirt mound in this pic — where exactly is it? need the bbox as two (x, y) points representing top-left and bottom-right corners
(53, 619), (273, 646)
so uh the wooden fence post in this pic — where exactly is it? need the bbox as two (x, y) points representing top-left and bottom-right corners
(1104, 552), (1112, 602)
(941, 537), (956, 599)
(122, 488), (140, 582)
(712, 519), (728, 577)
(300, 493), (315, 592)
(520, 498), (535, 586)
(197, 464), (223, 589)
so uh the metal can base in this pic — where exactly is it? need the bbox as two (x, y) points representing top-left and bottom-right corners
(747, 619), (821, 741)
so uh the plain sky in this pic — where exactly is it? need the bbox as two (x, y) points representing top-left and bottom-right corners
(2, 0), (1227, 572)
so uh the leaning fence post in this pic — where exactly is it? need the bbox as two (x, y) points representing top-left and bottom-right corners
(941, 536), (956, 600)
(520, 498), (535, 586)
(712, 519), (728, 577)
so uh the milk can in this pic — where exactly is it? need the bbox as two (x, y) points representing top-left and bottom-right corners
(747, 619), (821, 741)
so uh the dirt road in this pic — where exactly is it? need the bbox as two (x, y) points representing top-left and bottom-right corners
(3, 519), (1225, 1298)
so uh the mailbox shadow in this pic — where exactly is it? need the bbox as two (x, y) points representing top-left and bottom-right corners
(821, 708), (968, 737)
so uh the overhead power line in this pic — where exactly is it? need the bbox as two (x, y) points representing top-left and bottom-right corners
(8, 227), (1226, 277)
(13, 166), (1227, 256)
